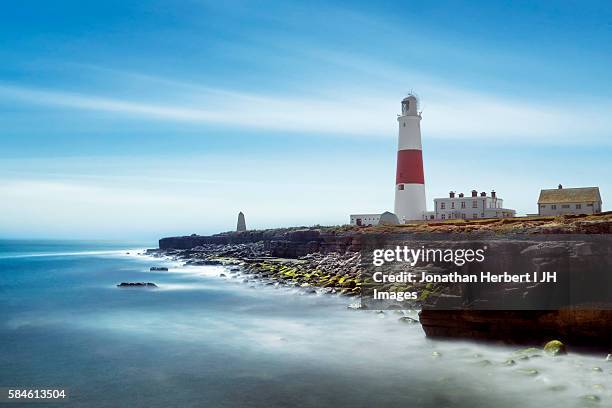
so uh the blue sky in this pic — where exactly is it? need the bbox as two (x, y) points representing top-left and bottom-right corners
(1, 0), (611, 240)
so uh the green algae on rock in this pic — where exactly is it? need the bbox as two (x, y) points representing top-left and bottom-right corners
(544, 340), (567, 356)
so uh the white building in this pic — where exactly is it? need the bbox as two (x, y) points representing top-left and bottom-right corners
(349, 213), (381, 226)
(349, 212), (399, 226)
(538, 185), (602, 216)
(423, 190), (516, 220)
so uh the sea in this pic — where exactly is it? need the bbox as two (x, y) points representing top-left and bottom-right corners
(0, 239), (609, 407)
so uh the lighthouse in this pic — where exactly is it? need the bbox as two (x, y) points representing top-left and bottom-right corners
(394, 95), (426, 222)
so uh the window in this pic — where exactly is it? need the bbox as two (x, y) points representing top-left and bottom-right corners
(562, 204), (570, 209)
(461, 201), (466, 209)
(441, 214), (446, 220)
(551, 205), (557, 209)
(587, 203), (594, 207)
(440, 202), (446, 209)
(473, 213), (478, 218)
(540, 205), (546, 209)
(461, 213), (466, 219)
(451, 202), (455, 209)
(576, 204), (582, 209)
(398, 184), (404, 190)
(472, 200), (477, 208)
(403, 122), (406, 127)
(481, 213), (485, 217)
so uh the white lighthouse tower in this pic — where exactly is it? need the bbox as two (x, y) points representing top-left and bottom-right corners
(394, 95), (427, 222)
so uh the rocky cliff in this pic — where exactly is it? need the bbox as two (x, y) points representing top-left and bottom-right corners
(159, 226), (361, 257)
(159, 213), (612, 254)
(158, 213), (612, 347)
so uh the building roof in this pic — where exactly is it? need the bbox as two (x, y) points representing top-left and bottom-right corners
(538, 187), (601, 204)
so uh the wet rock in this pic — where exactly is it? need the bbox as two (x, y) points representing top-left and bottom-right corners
(582, 395), (601, 403)
(194, 259), (223, 266)
(517, 368), (539, 376)
(398, 316), (419, 324)
(149, 267), (168, 271)
(475, 359), (492, 367)
(117, 282), (158, 288)
(592, 367), (603, 372)
(544, 340), (567, 356)
(431, 351), (442, 358)
(514, 347), (541, 358)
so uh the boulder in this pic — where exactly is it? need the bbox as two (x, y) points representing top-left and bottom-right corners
(543, 340), (567, 356)
(117, 282), (158, 288)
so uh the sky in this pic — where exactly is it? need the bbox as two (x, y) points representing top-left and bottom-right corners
(1, 0), (611, 240)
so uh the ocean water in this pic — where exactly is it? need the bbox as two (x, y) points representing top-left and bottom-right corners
(0, 240), (610, 407)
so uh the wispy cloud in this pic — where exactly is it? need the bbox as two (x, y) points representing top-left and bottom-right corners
(1, 69), (611, 144)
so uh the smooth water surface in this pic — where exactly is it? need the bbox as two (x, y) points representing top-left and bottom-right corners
(0, 240), (610, 407)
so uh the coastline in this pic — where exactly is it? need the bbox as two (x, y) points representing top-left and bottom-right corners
(151, 212), (612, 349)
(145, 243), (366, 297)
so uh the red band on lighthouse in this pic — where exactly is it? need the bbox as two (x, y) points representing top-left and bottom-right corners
(396, 149), (424, 184)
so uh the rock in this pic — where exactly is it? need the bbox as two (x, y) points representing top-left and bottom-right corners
(514, 347), (541, 357)
(504, 359), (516, 366)
(201, 260), (222, 265)
(517, 368), (539, 376)
(544, 340), (567, 356)
(582, 395), (601, 403)
(605, 354), (612, 361)
(431, 351), (442, 358)
(220, 273), (227, 278)
(398, 316), (419, 324)
(117, 282), (158, 288)
(150, 267), (168, 271)
(592, 367), (603, 372)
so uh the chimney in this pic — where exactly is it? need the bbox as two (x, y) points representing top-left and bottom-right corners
(480, 191), (486, 197)
(449, 191), (455, 198)
(471, 190), (478, 197)
(459, 193), (464, 198)
(558, 184), (563, 189)
(491, 190), (496, 198)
